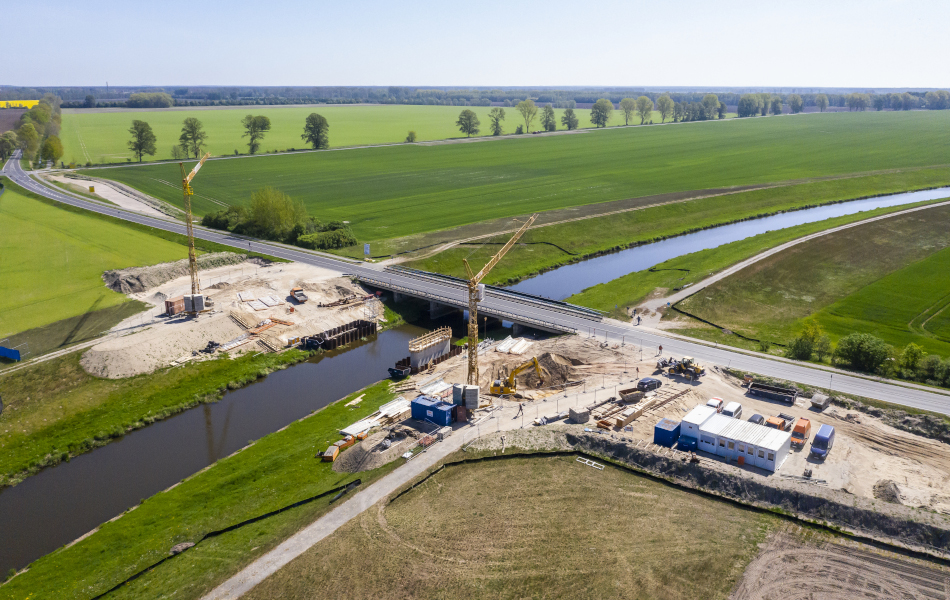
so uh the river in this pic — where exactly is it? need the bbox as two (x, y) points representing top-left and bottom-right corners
(508, 187), (950, 300)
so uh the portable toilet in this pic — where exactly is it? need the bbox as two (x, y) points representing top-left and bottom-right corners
(653, 418), (681, 447)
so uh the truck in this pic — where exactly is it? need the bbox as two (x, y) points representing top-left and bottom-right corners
(790, 418), (811, 447)
(765, 413), (796, 431)
(810, 424), (836, 459)
(291, 287), (308, 303)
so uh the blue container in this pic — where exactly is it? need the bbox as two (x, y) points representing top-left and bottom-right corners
(432, 403), (454, 427)
(654, 418), (681, 447)
(411, 396), (440, 422)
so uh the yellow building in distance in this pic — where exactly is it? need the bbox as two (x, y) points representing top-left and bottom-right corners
(1, 100), (39, 109)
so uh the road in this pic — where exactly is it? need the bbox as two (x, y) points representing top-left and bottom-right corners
(4, 151), (950, 416)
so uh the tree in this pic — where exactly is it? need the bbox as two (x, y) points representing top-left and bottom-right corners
(635, 96), (654, 124)
(127, 120), (157, 162)
(737, 94), (759, 117)
(787, 94), (804, 114)
(702, 94), (719, 119)
(718, 102), (727, 119)
(241, 115), (271, 154)
(590, 98), (613, 127)
(899, 343), (925, 372)
(560, 108), (579, 130)
(656, 94), (674, 122)
(815, 336), (832, 362)
(171, 145), (186, 160)
(925, 90), (950, 110)
(128, 92), (174, 108)
(405, 130), (417, 142)
(619, 98), (636, 125)
(83, 94), (96, 108)
(456, 109), (480, 137)
(900, 92), (917, 111)
(872, 95), (886, 111)
(301, 113), (329, 149)
(770, 96), (783, 115)
(246, 187), (307, 242)
(833, 333), (893, 374)
(40, 135), (64, 163)
(178, 117), (207, 158)
(759, 93), (771, 116)
(673, 101), (685, 122)
(16, 122), (39, 158)
(0, 131), (17, 161)
(488, 107), (505, 136)
(516, 99), (538, 132)
(540, 105), (556, 132)
(786, 336), (814, 360)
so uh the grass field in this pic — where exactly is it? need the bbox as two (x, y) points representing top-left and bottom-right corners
(81, 111), (950, 242)
(245, 455), (775, 600)
(60, 104), (670, 164)
(0, 179), (186, 340)
(0, 380), (400, 599)
(672, 203), (950, 355)
(407, 168), (950, 287)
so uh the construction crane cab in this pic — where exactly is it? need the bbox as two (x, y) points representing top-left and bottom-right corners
(490, 357), (544, 395)
(668, 356), (704, 378)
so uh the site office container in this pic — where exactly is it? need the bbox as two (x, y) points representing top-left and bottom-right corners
(699, 414), (791, 472)
(681, 405), (717, 441)
(165, 296), (185, 316)
(653, 418), (681, 447)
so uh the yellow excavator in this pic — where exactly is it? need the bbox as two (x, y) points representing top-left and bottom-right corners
(490, 357), (544, 395)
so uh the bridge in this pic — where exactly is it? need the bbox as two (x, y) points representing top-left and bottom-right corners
(4, 151), (950, 415)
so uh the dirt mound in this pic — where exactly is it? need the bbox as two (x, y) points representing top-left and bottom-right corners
(103, 252), (247, 294)
(873, 480), (903, 504)
(515, 352), (577, 389)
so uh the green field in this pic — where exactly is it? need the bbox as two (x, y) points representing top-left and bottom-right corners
(61, 104), (662, 164)
(673, 202), (950, 356)
(0, 380), (400, 600)
(0, 179), (186, 340)
(245, 455), (774, 600)
(82, 111), (950, 244)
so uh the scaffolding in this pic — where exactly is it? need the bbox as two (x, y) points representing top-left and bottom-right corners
(408, 326), (452, 353)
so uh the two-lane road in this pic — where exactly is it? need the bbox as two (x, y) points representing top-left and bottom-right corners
(5, 152), (949, 414)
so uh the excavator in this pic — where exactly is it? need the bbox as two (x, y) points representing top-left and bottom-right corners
(490, 357), (544, 395)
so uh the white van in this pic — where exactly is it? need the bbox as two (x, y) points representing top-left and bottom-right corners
(722, 402), (743, 419)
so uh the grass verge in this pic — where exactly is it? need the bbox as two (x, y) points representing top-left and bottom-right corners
(0, 380), (400, 600)
(245, 454), (775, 600)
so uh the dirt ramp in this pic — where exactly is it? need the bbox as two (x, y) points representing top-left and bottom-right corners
(103, 252), (248, 294)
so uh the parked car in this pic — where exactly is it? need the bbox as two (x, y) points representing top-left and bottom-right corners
(791, 418), (811, 447)
(722, 402), (743, 419)
(637, 377), (662, 392)
(811, 424), (836, 459)
(706, 398), (724, 412)
(748, 413), (765, 425)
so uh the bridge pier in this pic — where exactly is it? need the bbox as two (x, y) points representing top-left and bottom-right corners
(429, 301), (457, 320)
(393, 292), (404, 303)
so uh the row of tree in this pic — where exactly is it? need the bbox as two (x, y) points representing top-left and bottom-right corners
(454, 93), (733, 137)
(781, 320), (950, 387)
(126, 113), (332, 162)
(200, 187), (356, 250)
(0, 95), (64, 164)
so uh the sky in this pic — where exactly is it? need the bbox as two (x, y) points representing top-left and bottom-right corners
(4, 0), (948, 88)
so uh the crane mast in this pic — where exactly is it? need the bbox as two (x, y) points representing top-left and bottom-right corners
(179, 152), (210, 296)
(464, 214), (538, 386)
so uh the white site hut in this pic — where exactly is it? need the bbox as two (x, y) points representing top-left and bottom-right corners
(698, 413), (791, 472)
(680, 404), (718, 442)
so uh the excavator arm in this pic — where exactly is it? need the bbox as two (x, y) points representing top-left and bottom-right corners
(507, 357), (544, 388)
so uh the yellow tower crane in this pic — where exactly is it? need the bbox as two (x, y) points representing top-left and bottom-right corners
(179, 152), (211, 297)
(463, 213), (538, 387)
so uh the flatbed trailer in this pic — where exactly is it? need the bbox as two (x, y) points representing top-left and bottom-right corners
(748, 381), (799, 404)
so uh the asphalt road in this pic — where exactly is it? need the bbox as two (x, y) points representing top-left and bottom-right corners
(5, 151), (950, 415)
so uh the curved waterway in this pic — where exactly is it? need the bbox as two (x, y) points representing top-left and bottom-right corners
(508, 187), (950, 300)
(0, 325), (425, 573)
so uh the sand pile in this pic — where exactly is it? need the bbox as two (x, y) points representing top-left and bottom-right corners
(103, 252), (249, 294)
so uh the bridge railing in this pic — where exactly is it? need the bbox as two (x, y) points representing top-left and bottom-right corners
(357, 274), (577, 334)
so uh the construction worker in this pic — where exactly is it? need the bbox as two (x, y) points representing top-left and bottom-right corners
(636, 367), (639, 380)
(637, 315), (641, 325)
(516, 402), (524, 417)
(658, 344), (663, 356)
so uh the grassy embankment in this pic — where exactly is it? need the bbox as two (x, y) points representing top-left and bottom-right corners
(0, 177), (280, 357)
(670, 203), (950, 356)
(82, 111), (950, 231)
(60, 104), (675, 164)
(568, 196), (950, 320)
(246, 455), (776, 600)
(0, 380), (400, 599)
(408, 168), (950, 286)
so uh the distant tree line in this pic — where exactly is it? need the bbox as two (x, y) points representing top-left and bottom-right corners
(202, 187), (357, 250)
(0, 94), (63, 165)
(780, 319), (950, 388)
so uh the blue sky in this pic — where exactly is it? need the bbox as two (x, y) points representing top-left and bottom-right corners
(5, 0), (948, 87)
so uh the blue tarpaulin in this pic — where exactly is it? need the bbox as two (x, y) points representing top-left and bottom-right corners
(0, 346), (21, 361)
